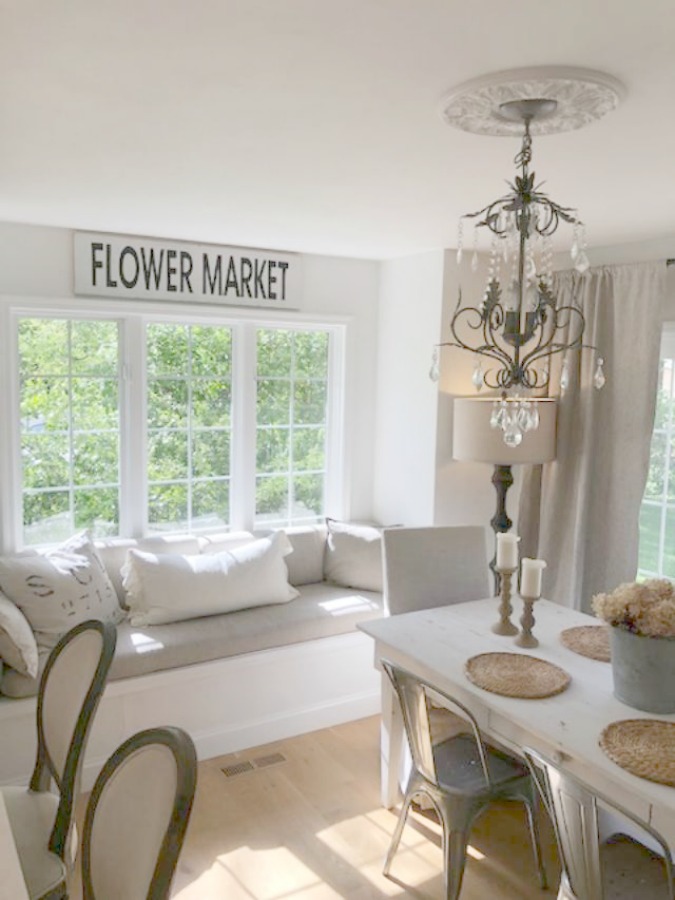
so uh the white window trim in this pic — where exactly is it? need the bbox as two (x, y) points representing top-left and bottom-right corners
(639, 322), (675, 580)
(1, 295), (348, 551)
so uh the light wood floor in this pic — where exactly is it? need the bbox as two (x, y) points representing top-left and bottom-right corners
(169, 716), (561, 899)
(70, 715), (673, 898)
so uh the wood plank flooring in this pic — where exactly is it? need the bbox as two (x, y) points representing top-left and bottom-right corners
(169, 716), (561, 899)
(69, 715), (672, 898)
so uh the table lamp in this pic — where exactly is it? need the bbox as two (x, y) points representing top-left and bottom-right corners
(453, 396), (557, 593)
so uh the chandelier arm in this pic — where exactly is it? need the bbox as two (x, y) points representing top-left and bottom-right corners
(448, 303), (516, 371)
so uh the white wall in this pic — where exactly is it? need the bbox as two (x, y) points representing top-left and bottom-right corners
(373, 251), (445, 525)
(433, 250), (499, 529)
(0, 222), (381, 524)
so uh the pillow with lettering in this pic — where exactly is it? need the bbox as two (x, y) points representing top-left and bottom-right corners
(0, 533), (124, 652)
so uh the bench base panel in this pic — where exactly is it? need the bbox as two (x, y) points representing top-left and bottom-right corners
(0, 631), (380, 789)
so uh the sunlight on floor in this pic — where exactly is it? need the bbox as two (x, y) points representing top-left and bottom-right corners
(173, 804), (489, 899)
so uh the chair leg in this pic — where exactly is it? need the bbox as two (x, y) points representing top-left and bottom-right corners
(524, 797), (548, 890)
(443, 828), (470, 900)
(383, 792), (415, 876)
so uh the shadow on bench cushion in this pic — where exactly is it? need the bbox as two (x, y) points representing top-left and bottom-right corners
(110, 582), (383, 680)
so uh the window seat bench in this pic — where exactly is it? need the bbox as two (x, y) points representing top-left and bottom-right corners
(0, 525), (384, 788)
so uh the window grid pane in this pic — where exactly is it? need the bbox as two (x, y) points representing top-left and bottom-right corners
(639, 357), (675, 578)
(18, 318), (121, 543)
(255, 329), (329, 527)
(146, 324), (232, 533)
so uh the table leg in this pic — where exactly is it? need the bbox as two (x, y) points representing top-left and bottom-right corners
(380, 671), (403, 808)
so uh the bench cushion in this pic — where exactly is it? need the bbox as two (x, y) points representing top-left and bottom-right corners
(109, 582), (382, 680)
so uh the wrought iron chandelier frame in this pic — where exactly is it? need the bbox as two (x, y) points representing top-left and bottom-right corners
(441, 105), (597, 393)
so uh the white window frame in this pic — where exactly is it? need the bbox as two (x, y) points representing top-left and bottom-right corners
(638, 323), (675, 580)
(0, 295), (347, 550)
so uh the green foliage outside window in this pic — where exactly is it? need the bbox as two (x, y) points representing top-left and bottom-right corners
(146, 323), (232, 533)
(19, 318), (120, 543)
(255, 329), (328, 525)
(18, 317), (333, 543)
(639, 358), (675, 580)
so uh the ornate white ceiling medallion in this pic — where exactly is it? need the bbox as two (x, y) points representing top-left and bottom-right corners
(439, 66), (625, 137)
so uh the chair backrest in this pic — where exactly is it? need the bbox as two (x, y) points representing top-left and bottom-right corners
(30, 619), (117, 858)
(81, 726), (197, 900)
(524, 747), (674, 900)
(383, 525), (489, 615)
(382, 659), (492, 789)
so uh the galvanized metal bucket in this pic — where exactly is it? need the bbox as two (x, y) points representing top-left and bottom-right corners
(610, 627), (675, 714)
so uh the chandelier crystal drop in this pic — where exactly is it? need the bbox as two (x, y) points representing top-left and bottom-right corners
(433, 95), (607, 445)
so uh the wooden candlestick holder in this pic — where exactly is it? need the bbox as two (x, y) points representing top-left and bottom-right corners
(515, 594), (540, 647)
(492, 566), (518, 635)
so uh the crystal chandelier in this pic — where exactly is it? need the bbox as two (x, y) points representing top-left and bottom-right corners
(431, 94), (609, 447)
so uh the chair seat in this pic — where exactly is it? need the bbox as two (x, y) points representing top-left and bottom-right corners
(1, 786), (67, 900)
(434, 734), (528, 795)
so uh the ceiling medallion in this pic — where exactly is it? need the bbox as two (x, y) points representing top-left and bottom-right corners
(439, 65), (625, 137)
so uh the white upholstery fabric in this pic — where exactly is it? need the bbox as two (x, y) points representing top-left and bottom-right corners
(283, 525), (327, 586)
(0, 533), (123, 651)
(383, 525), (490, 615)
(0, 590), (39, 677)
(109, 581), (382, 680)
(324, 519), (384, 592)
(199, 531), (256, 554)
(88, 744), (177, 899)
(1, 786), (65, 899)
(95, 538), (138, 607)
(123, 531), (299, 626)
(43, 628), (105, 781)
(0, 650), (47, 698)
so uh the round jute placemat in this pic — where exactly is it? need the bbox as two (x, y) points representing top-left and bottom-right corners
(600, 720), (675, 787)
(560, 625), (611, 662)
(464, 652), (571, 699)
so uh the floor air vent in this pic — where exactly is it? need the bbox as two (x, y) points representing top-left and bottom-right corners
(253, 752), (286, 768)
(221, 761), (255, 778)
(221, 752), (287, 778)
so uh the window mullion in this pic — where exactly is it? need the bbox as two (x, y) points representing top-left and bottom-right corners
(120, 317), (147, 537)
(231, 323), (257, 531)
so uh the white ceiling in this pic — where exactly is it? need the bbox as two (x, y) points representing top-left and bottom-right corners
(1, 0), (675, 260)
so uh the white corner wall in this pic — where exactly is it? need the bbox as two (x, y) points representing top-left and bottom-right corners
(372, 251), (445, 526)
(0, 222), (381, 523)
(433, 251), (497, 529)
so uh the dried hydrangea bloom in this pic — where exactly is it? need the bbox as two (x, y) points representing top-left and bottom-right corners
(642, 599), (675, 638)
(592, 580), (675, 637)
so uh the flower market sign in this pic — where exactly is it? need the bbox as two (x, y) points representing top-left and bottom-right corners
(74, 231), (300, 309)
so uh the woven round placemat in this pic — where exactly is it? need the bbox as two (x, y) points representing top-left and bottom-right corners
(600, 720), (675, 787)
(560, 625), (611, 662)
(464, 652), (571, 699)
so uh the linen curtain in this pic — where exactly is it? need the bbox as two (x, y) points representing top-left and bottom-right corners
(518, 261), (667, 611)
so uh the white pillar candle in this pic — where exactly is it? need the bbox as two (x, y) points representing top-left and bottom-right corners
(521, 558), (546, 598)
(496, 533), (520, 569)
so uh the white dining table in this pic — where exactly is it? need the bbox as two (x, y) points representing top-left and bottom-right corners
(358, 597), (675, 848)
(0, 791), (29, 900)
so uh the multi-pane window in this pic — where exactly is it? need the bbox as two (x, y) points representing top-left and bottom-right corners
(255, 329), (329, 527)
(13, 314), (339, 546)
(146, 324), (232, 533)
(18, 318), (121, 544)
(639, 345), (675, 580)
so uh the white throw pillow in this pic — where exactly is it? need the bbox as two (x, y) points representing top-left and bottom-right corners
(122, 531), (299, 626)
(0, 590), (38, 677)
(0, 533), (124, 652)
(323, 519), (384, 592)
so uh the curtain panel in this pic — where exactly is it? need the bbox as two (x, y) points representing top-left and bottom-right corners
(518, 261), (667, 611)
